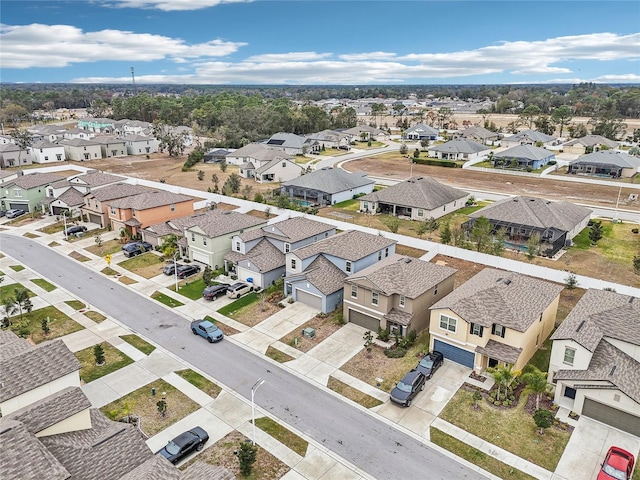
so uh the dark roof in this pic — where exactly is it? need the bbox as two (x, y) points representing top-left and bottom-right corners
(475, 340), (522, 365)
(280, 168), (374, 194)
(4, 172), (65, 190)
(292, 230), (395, 262)
(493, 145), (554, 161)
(85, 183), (149, 202)
(570, 150), (640, 169)
(52, 187), (86, 207)
(239, 217), (335, 244)
(108, 191), (193, 210)
(185, 210), (266, 238)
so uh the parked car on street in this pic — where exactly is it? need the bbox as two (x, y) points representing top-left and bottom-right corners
(64, 225), (88, 236)
(5, 209), (26, 219)
(191, 319), (224, 343)
(390, 370), (426, 407)
(156, 426), (209, 464)
(226, 282), (253, 299)
(202, 283), (230, 300)
(176, 264), (201, 279)
(413, 351), (444, 379)
(598, 446), (635, 480)
(163, 262), (182, 275)
(122, 242), (149, 258)
(0, 209), (7, 217)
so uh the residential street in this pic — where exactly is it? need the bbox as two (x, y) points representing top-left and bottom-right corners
(0, 232), (488, 480)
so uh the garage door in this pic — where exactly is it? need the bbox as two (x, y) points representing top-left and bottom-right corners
(433, 339), (475, 368)
(296, 289), (322, 310)
(191, 250), (209, 265)
(583, 399), (640, 436)
(9, 202), (28, 210)
(89, 213), (102, 225)
(349, 309), (380, 331)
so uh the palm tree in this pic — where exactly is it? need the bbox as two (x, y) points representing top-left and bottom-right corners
(522, 366), (550, 410)
(487, 364), (521, 401)
(2, 297), (18, 327)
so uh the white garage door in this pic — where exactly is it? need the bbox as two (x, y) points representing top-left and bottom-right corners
(191, 250), (209, 265)
(296, 289), (322, 310)
(237, 267), (261, 288)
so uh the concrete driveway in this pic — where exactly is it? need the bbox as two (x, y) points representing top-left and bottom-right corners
(553, 416), (640, 480)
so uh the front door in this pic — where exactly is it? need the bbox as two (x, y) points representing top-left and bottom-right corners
(488, 358), (499, 368)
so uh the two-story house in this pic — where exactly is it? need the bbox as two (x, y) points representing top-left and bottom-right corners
(107, 190), (194, 237)
(1, 172), (65, 213)
(81, 183), (149, 228)
(549, 289), (640, 436)
(28, 140), (66, 164)
(57, 138), (103, 161)
(429, 268), (563, 371)
(343, 255), (457, 335)
(225, 217), (336, 288)
(184, 210), (267, 268)
(123, 133), (159, 155)
(94, 136), (128, 158)
(0, 143), (32, 168)
(285, 230), (396, 313)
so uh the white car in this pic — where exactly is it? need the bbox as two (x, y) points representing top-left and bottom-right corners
(226, 282), (253, 299)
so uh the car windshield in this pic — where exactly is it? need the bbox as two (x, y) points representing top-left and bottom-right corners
(164, 441), (181, 455)
(419, 358), (434, 369)
(602, 463), (626, 480)
(395, 381), (412, 393)
(205, 325), (219, 333)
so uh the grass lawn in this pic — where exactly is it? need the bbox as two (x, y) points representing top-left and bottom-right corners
(430, 428), (536, 480)
(203, 316), (241, 336)
(327, 376), (383, 409)
(75, 342), (134, 383)
(218, 292), (259, 316)
(0, 282), (35, 299)
(9, 306), (84, 344)
(30, 278), (57, 292)
(175, 369), (222, 398)
(23, 232), (40, 238)
(171, 277), (206, 300)
(39, 221), (66, 234)
(84, 310), (107, 323)
(118, 276), (138, 285)
(85, 239), (124, 257)
(254, 417), (308, 456)
(65, 300), (86, 310)
(332, 198), (360, 210)
(48, 241), (60, 247)
(150, 291), (185, 308)
(395, 244), (428, 258)
(9, 265), (25, 272)
(265, 346), (294, 363)
(120, 334), (156, 355)
(101, 267), (119, 276)
(439, 389), (571, 471)
(101, 379), (199, 437)
(69, 251), (90, 262)
(179, 430), (289, 480)
(118, 252), (164, 279)
(528, 334), (553, 372)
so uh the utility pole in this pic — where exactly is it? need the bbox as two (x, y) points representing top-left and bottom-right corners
(131, 67), (137, 95)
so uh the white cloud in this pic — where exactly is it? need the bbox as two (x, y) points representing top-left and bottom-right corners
(100, 0), (251, 12)
(592, 73), (640, 82)
(245, 52), (333, 63)
(338, 52), (398, 61)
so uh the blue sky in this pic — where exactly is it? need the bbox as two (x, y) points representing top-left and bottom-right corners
(1, 0), (639, 84)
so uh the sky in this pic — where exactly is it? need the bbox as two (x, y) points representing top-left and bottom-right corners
(1, 0), (639, 85)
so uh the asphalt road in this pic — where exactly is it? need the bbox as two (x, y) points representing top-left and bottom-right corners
(1, 233), (487, 480)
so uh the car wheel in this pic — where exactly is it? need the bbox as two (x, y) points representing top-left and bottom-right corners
(421, 382), (425, 391)
(406, 399), (412, 407)
(207, 337), (213, 343)
(196, 442), (204, 451)
(192, 328), (198, 335)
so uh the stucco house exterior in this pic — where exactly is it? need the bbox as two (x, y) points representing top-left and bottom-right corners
(404, 124), (439, 141)
(429, 268), (563, 372)
(456, 126), (501, 145)
(254, 157), (304, 183)
(58, 138), (103, 161)
(225, 143), (294, 167)
(123, 134), (159, 155)
(427, 138), (490, 161)
(0, 143), (32, 168)
(280, 167), (374, 206)
(285, 230), (396, 313)
(549, 289), (640, 436)
(94, 136), (128, 158)
(359, 176), (468, 220)
(265, 132), (319, 155)
(1, 172), (65, 213)
(28, 140), (66, 164)
(491, 145), (555, 170)
(81, 183), (148, 228)
(501, 129), (556, 148)
(225, 217), (336, 289)
(343, 255), (457, 335)
(568, 151), (640, 178)
(563, 135), (620, 155)
(305, 129), (352, 150)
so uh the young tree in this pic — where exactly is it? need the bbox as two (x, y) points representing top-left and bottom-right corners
(522, 366), (550, 411)
(2, 297), (18, 327)
(159, 234), (179, 259)
(197, 170), (205, 181)
(565, 273), (579, 291)
(10, 128), (34, 165)
(526, 232), (541, 260)
(93, 344), (105, 365)
(415, 221), (428, 239)
(490, 227), (507, 257)
(634, 254), (640, 275)
(363, 330), (374, 355)
(382, 215), (401, 234)
(219, 159), (228, 172)
(264, 206), (272, 218)
(413, 148), (420, 159)
(472, 390), (482, 410)
(13, 288), (33, 321)
(420, 138), (430, 149)
(589, 221), (603, 245)
(238, 442), (258, 476)
(202, 265), (213, 286)
(241, 184), (253, 200)
(424, 217), (440, 239)
(254, 192), (264, 203)
(533, 409), (555, 435)
(156, 399), (167, 418)
(41, 318), (50, 335)
(399, 143), (408, 155)
(226, 173), (242, 193)
(440, 220), (452, 245)
(470, 216), (493, 253)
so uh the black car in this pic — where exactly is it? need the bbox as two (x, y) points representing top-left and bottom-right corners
(5, 209), (26, 219)
(122, 242), (149, 258)
(139, 241), (153, 251)
(390, 370), (426, 407)
(163, 263), (182, 275)
(64, 225), (88, 236)
(176, 264), (201, 279)
(413, 351), (444, 379)
(156, 426), (209, 464)
(202, 283), (230, 300)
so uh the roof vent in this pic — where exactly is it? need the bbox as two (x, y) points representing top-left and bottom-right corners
(629, 297), (635, 304)
(496, 278), (503, 283)
(529, 198), (535, 202)
(503, 279), (512, 285)
(576, 320), (585, 332)
(609, 366), (617, 376)
(513, 198), (519, 202)
(404, 258), (412, 263)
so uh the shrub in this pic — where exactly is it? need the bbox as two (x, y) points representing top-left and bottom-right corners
(406, 329), (417, 346)
(384, 347), (407, 358)
(413, 158), (458, 168)
(548, 160), (557, 165)
(632, 228), (639, 234)
(377, 327), (390, 342)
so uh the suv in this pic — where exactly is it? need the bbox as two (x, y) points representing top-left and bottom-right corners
(64, 225), (88, 236)
(390, 370), (426, 407)
(176, 264), (201, 279)
(191, 319), (224, 343)
(122, 242), (148, 258)
(413, 351), (444, 379)
(163, 263), (183, 275)
(226, 282), (253, 299)
(202, 283), (230, 301)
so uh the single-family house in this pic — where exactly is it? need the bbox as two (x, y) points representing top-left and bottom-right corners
(42, 187), (86, 216)
(491, 145), (555, 170)
(465, 196), (591, 256)
(359, 176), (468, 220)
(26, 124), (69, 142)
(28, 140), (66, 164)
(501, 129), (556, 148)
(225, 143), (295, 168)
(184, 210), (267, 268)
(58, 138), (103, 161)
(107, 190), (194, 237)
(94, 136), (128, 158)
(77, 117), (117, 133)
(62, 128), (94, 141)
(306, 129), (352, 150)
(342, 125), (389, 141)
(456, 126), (501, 145)
(265, 132), (320, 156)
(67, 170), (127, 192)
(405, 124), (439, 141)
(280, 167), (374, 206)
(549, 289), (640, 436)
(123, 134), (159, 155)
(427, 138), (490, 161)
(568, 151), (640, 178)
(563, 135), (620, 155)
(81, 182), (149, 228)
(285, 230), (396, 313)
(254, 157), (304, 183)
(1, 172), (65, 213)
(0, 143), (32, 168)
(225, 217), (336, 288)
(204, 148), (231, 163)
(429, 268), (563, 371)
(116, 119), (153, 136)
(0, 170), (21, 185)
(343, 255), (457, 335)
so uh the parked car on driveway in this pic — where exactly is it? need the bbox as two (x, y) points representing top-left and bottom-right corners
(156, 426), (209, 464)
(598, 446), (635, 480)
(413, 351), (444, 379)
(64, 225), (88, 236)
(191, 319), (224, 343)
(176, 264), (201, 279)
(122, 242), (149, 258)
(226, 282), (253, 299)
(390, 370), (426, 407)
(163, 263), (182, 275)
(5, 209), (26, 219)
(202, 283), (230, 300)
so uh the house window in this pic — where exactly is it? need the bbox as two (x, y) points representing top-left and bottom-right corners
(44, 156), (49, 161)
(110, 207), (116, 215)
(536, 334), (540, 347)
(191, 233), (195, 242)
(434, 285), (438, 295)
(345, 261), (352, 273)
(170, 203), (175, 212)
(132, 209), (136, 217)
(203, 237), (207, 246)
(291, 259), (297, 269)
(492, 324), (506, 338)
(284, 243), (290, 253)
(563, 347), (576, 366)
(470, 323), (483, 336)
(417, 208), (424, 217)
(363, 202), (368, 210)
(56, 154), (62, 160)
(235, 241), (240, 251)
(385, 247), (389, 257)
(439, 314), (457, 333)
(399, 295), (405, 307)
(14, 188), (22, 197)
(351, 285), (358, 298)
(282, 162), (286, 168)
(372, 292), (379, 306)
(378, 250), (382, 260)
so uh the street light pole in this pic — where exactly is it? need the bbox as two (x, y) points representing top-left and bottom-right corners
(63, 212), (68, 241)
(251, 378), (265, 446)
(173, 251), (179, 293)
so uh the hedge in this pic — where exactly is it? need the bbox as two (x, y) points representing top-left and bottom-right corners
(413, 158), (458, 168)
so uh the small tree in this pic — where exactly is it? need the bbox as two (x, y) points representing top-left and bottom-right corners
(94, 344), (105, 365)
(526, 232), (541, 260)
(413, 148), (420, 159)
(202, 265), (213, 286)
(470, 216), (493, 253)
(440, 220), (452, 245)
(399, 143), (408, 155)
(588, 221), (603, 245)
(522, 365), (550, 410)
(634, 254), (640, 275)
(565, 273), (578, 291)
(264, 206), (272, 219)
(220, 159), (228, 172)
(13, 288), (33, 321)
(1, 297), (18, 327)
(41, 318), (50, 335)
(363, 330), (374, 355)
(415, 221), (428, 239)
(197, 170), (205, 181)
(254, 192), (264, 203)
(238, 441), (258, 476)
(533, 409), (555, 435)
(156, 399), (167, 418)
(472, 390), (482, 410)
(424, 217), (439, 239)
(382, 215), (401, 234)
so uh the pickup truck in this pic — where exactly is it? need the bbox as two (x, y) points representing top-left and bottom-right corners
(190, 319), (224, 343)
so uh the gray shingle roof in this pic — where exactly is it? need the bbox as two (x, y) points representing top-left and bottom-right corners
(384, 308), (414, 326)
(360, 176), (467, 211)
(255, 156), (302, 175)
(345, 254), (456, 299)
(292, 230), (395, 262)
(30, 139), (61, 149)
(475, 340), (522, 365)
(280, 168), (374, 194)
(265, 132), (308, 149)
(229, 238), (285, 273)
(53, 187), (86, 207)
(108, 191), (193, 210)
(427, 138), (489, 154)
(469, 196), (591, 233)
(4, 172), (66, 190)
(405, 124), (439, 136)
(563, 135), (619, 149)
(58, 138), (102, 147)
(71, 170), (125, 187)
(460, 126), (500, 140)
(297, 254), (347, 295)
(306, 129), (350, 143)
(570, 150), (640, 169)
(118, 455), (180, 480)
(493, 145), (554, 161)
(185, 210), (266, 238)
(0, 339), (81, 402)
(0, 329), (31, 361)
(87, 183), (149, 202)
(550, 289), (640, 351)
(507, 129), (556, 143)
(227, 143), (294, 161)
(431, 268), (563, 332)
(240, 217), (335, 243)
(181, 463), (236, 480)
(92, 136), (126, 145)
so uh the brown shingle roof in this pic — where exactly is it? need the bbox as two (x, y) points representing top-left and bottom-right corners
(4, 172), (65, 190)
(70, 171), (125, 187)
(230, 238), (285, 273)
(186, 210), (266, 238)
(475, 340), (522, 365)
(360, 176), (467, 211)
(0, 329), (30, 361)
(296, 255), (347, 295)
(431, 268), (563, 332)
(86, 183), (150, 202)
(108, 191), (193, 210)
(384, 308), (414, 326)
(181, 463), (236, 480)
(293, 230), (395, 262)
(345, 254), (456, 299)
(118, 456), (180, 480)
(240, 217), (335, 243)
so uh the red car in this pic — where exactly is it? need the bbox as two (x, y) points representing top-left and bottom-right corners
(598, 446), (635, 480)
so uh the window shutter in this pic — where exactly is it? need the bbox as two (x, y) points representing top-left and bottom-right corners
(500, 327), (505, 338)
(469, 323), (474, 334)
(491, 324), (496, 335)
(479, 326), (484, 337)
